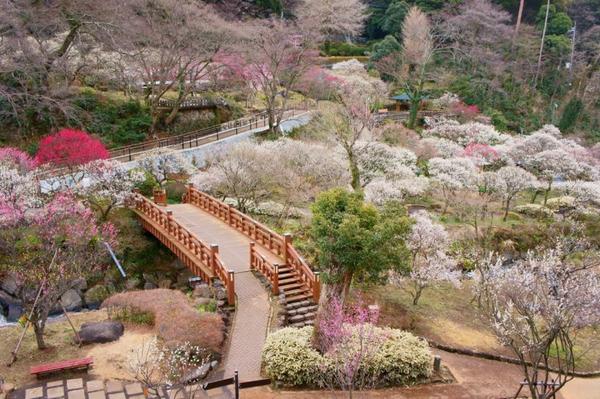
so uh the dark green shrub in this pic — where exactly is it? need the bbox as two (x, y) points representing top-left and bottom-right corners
(559, 98), (584, 133)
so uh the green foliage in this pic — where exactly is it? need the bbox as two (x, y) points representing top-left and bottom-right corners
(72, 91), (151, 147)
(321, 42), (368, 57)
(261, 326), (432, 387)
(370, 35), (401, 63)
(381, 1), (409, 37)
(109, 306), (155, 326)
(256, 0), (282, 14)
(310, 189), (411, 288)
(559, 97), (584, 132)
(135, 169), (159, 196)
(486, 108), (509, 131)
(196, 300), (217, 313)
(84, 285), (111, 305)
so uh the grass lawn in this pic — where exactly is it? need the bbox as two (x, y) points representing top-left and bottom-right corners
(362, 282), (600, 372)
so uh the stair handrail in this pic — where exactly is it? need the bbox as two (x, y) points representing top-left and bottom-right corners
(132, 191), (235, 305)
(184, 185), (320, 302)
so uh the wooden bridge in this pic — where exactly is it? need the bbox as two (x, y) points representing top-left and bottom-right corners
(131, 185), (320, 379)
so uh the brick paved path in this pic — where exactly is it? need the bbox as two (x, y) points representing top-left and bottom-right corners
(168, 204), (277, 381)
(15, 378), (237, 399)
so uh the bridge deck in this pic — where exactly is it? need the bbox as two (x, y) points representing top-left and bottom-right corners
(167, 204), (277, 380)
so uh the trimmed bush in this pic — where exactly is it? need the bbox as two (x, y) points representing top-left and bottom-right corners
(102, 289), (224, 352)
(262, 326), (432, 388)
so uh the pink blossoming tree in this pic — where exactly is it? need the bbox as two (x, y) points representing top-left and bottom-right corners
(0, 193), (117, 349)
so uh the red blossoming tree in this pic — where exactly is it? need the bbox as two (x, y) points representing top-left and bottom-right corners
(34, 129), (109, 169)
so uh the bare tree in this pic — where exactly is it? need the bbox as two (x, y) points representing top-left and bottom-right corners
(514, 0), (526, 41)
(121, 0), (234, 135)
(240, 19), (316, 133)
(534, 0), (552, 87)
(0, 0), (127, 137)
(377, 7), (433, 129)
(294, 0), (368, 40)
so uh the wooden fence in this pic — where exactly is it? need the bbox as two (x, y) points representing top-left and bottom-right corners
(183, 185), (320, 302)
(132, 192), (235, 305)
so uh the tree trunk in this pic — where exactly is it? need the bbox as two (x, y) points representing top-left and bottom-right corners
(407, 98), (420, 129)
(534, 0), (551, 88)
(503, 200), (511, 221)
(341, 270), (353, 302)
(513, 0), (525, 41)
(33, 321), (47, 350)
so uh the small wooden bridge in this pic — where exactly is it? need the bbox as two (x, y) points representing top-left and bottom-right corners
(131, 185), (320, 379)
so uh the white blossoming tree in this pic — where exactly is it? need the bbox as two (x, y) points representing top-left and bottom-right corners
(428, 157), (477, 214)
(494, 166), (538, 221)
(137, 148), (195, 189)
(393, 211), (461, 305)
(525, 149), (582, 205)
(75, 159), (145, 220)
(475, 248), (600, 399)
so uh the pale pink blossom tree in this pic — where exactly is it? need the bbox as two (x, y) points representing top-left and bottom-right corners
(494, 166), (538, 220)
(0, 193), (117, 349)
(393, 211), (460, 305)
(428, 157), (478, 214)
(475, 248), (600, 399)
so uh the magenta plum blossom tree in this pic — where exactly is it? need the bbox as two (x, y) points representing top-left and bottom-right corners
(462, 142), (500, 168)
(317, 295), (381, 398)
(494, 166), (538, 220)
(0, 193), (117, 349)
(475, 248), (600, 399)
(392, 211), (460, 305)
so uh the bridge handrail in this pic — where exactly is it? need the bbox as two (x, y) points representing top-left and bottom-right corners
(132, 192), (235, 305)
(249, 243), (280, 295)
(184, 185), (320, 302)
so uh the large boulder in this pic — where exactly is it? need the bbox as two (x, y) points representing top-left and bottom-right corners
(79, 321), (124, 344)
(0, 291), (23, 322)
(1, 274), (20, 296)
(60, 289), (83, 312)
(84, 285), (110, 309)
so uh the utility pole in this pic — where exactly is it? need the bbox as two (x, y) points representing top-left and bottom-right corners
(534, 0), (551, 88)
(568, 22), (576, 82)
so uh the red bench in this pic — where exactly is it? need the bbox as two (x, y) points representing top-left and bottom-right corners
(30, 357), (93, 378)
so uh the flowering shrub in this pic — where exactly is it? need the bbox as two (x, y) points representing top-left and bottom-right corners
(513, 204), (554, 219)
(261, 326), (432, 388)
(34, 128), (109, 167)
(102, 289), (224, 352)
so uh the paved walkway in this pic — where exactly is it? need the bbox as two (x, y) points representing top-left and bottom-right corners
(168, 204), (278, 381)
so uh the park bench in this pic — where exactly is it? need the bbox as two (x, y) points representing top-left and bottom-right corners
(30, 357), (93, 378)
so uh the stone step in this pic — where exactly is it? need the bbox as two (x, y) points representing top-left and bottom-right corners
(289, 321), (306, 328)
(279, 282), (304, 291)
(282, 287), (310, 296)
(286, 293), (312, 303)
(289, 314), (306, 323)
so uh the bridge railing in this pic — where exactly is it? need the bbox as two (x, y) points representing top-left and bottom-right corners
(184, 185), (320, 302)
(132, 192), (235, 305)
(249, 243), (280, 295)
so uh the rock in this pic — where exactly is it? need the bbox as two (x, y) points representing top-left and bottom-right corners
(216, 300), (225, 308)
(158, 279), (172, 289)
(125, 278), (141, 290)
(180, 363), (211, 384)
(289, 314), (305, 323)
(142, 273), (157, 286)
(193, 284), (212, 298)
(79, 321), (124, 344)
(84, 285), (110, 308)
(194, 297), (211, 306)
(0, 274), (19, 296)
(61, 289), (83, 312)
(215, 288), (227, 301)
(209, 360), (218, 370)
(143, 282), (157, 290)
(172, 259), (186, 270)
(7, 302), (23, 322)
(72, 277), (87, 292)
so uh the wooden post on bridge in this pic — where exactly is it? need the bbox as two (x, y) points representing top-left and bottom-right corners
(273, 264), (280, 295)
(249, 242), (255, 270)
(210, 244), (219, 277)
(166, 210), (173, 235)
(283, 233), (293, 265)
